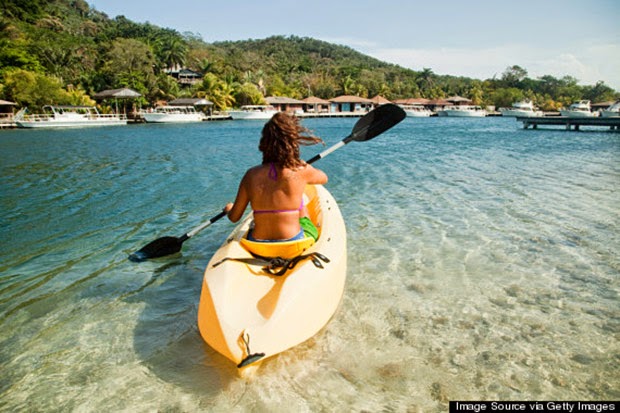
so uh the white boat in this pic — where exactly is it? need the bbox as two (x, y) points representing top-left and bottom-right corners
(600, 101), (620, 118)
(400, 104), (433, 117)
(142, 106), (205, 123)
(499, 100), (543, 117)
(228, 105), (279, 120)
(14, 106), (127, 128)
(440, 105), (487, 117)
(560, 100), (598, 118)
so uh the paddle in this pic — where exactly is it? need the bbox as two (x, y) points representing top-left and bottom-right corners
(128, 103), (406, 262)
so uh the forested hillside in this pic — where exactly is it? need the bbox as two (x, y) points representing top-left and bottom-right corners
(1, 0), (617, 111)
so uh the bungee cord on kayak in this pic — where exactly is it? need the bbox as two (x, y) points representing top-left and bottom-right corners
(212, 251), (330, 277)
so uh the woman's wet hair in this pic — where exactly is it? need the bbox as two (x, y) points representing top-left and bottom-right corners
(260, 112), (323, 168)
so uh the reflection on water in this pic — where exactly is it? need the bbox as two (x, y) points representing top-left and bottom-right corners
(1, 118), (618, 411)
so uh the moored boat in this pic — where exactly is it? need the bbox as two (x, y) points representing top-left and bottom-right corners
(228, 105), (279, 120)
(560, 100), (598, 118)
(14, 105), (127, 128)
(439, 105), (487, 117)
(141, 105), (205, 123)
(499, 100), (543, 117)
(197, 184), (346, 371)
(600, 101), (620, 118)
(400, 104), (433, 117)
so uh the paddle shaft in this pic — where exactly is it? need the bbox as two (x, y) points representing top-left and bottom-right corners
(306, 140), (346, 164)
(185, 210), (227, 238)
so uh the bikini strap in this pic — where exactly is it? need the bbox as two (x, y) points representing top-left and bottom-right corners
(252, 198), (304, 215)
(268, 162), (278, 181)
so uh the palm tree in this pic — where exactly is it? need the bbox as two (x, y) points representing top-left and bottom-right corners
(342, 75), (355, 95)
(157, 35), (187, 71)
(417, 68), (435, 97)
(200, 58), (213, 74)
(197, 73), (235, 110)
(243, 70), (266, 96)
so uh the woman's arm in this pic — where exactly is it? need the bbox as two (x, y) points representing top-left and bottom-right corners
(304, 164), (328, 185)
(225, 173), (250, 222)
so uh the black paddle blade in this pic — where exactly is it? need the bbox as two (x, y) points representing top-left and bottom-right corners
(128, 235), (186, 262)
(348, 103), (406, 143)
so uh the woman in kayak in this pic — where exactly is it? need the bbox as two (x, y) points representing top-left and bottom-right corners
(224, 112), (328, 242)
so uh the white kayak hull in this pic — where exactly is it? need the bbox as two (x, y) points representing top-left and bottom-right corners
(197, 185), (347, 370)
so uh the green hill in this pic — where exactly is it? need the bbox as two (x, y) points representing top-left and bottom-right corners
(0, 0), (617, 111)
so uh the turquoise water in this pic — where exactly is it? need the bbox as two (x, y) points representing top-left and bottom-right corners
(1, 117), (618, 411)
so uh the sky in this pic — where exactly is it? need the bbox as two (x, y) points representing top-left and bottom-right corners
(88, 0), (620, 91)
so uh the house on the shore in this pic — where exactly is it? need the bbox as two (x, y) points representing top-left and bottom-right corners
(302, 96), (331, 113)
(0, 99), (16, 115)
(370, 95), (392, 107)
(164, 67), (203, 86)
(329, 95), (373, 113)
(393, 98), (429, 106)
(427, 99), (453, 112)
(266, 96), (304, 114)
(446, 95), (472, 106)
(0, 99), (16, 125)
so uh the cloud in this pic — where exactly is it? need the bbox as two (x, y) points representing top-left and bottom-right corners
(529, 43), (620, 88)
(364, 43), (620, 90)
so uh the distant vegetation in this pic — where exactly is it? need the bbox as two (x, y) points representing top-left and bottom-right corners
(1, 0), (618, 112)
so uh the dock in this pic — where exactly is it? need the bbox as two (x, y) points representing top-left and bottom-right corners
(202, 112), (368, 121)
(297, 112), (365, 118)
(517, 116), (620, 131)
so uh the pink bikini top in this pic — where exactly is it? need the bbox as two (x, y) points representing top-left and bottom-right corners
(253, 199), (304, 215)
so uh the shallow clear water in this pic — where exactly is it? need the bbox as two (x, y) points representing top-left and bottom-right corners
(1, 117), (618, 411)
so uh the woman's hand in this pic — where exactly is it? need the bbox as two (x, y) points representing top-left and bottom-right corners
(223, 202), (234, 213)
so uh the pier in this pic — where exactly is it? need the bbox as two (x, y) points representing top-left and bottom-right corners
(517, 116), (620, 131)
(202, 111), (368, 121)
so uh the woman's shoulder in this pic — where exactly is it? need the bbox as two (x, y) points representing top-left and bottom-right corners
(240, 164), (265, 184)
(245, 164), (268, 176)
(292, 163), (328, 184)
(285, 163), (312, 176)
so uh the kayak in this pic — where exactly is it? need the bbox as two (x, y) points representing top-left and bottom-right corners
(197, 185), (347, 370)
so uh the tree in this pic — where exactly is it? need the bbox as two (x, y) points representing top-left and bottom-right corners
(234, 82), (265, 106)
(103, 38), (156, 92)
(2, 0), (46, 21)
(341, 75), (355, 95)
(195, 73), (235, 110)
(64, 84), (96, 106)
(490, 87), (524, 109)
(583, 81), (616, 103)
(156, 35), (187, 71)
(244, 70), (266, 95)
(3, 69), (69, 109)
(417, 68), (435, 97)
(266, 74), (301, 98)
(469, 82), (484, 105)
(0, 40), (43, 74)
(501, 65), (528, 87)
(152, 72), (180, 101)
